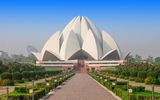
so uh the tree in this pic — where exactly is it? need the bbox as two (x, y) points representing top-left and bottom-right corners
(126, 55), (136, 63)
(0, 60), (2, 66)
(135, 54), (142, 62)
(155, 57), (160, 63)
(12, 72), (22, 80)
(137, 71), (147, 79)
(146, 56), (154, 63)
(22, 71), (31, 80)
(1, 72), (12, 80)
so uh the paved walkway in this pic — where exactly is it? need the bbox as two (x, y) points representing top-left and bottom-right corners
(48, 73), (117, 100)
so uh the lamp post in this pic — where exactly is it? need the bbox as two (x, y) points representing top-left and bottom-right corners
(46, 82), (50, 86)
(112, 82), (116, 86)
(32, 80), (34, 100)
(46, 82), (50, 93)
(54, 79), (57, 88)
(127, 78), (129, 100)
(152, 84), (155, 100)
(128, 88), (133, 100)
(104, 79), (107, 86)
(115, 66), (118, 82)
(6, 86), (9, 100)
(45, 74), (47, 82)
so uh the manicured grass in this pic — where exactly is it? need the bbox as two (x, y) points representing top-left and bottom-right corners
(10, 91), (27, 95)
(45, 68), (62, 71)
(133, 90), (160, 96)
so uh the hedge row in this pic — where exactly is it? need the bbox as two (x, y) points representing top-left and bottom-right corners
(0, 72), (75, 100)
(0, 70), (62, 86)
(100, 63), (160, 85)
(89, 72), (160, 100)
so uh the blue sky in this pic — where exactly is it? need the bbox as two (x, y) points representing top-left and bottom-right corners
(0, 0), (160, 58)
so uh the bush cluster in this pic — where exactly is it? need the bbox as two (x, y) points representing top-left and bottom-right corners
(101, 63), (160, 85)
(89, 72), (160, 100)
(1, 70), (62, 86)
(0, 72), (75, 100)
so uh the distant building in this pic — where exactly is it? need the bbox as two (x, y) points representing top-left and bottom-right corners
(33, 16), (125, 71)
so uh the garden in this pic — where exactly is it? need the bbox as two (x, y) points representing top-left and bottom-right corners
(89, 72), (160, 100)
(100, 63), (160, 85)
(0, 71), (75, 100)
(0, 61), (62, 86)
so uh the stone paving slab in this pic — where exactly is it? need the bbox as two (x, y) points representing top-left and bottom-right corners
(48, 73), (117, 100)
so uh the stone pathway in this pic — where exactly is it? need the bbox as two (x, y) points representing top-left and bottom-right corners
(48, 73), (117, 100)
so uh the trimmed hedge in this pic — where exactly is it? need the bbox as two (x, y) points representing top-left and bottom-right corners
(89, 72), (160, 100)
(2, 79), (14, 86)
(0, 72), (75, 100)
(15, 86), (32, 93)
(0, 70), (63, 86)
(7, 88), (45, 100)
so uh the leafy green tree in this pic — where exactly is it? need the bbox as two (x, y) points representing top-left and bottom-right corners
(0, 60), (2, 66)
(145, 77), (157, 84)
(137, 71), (147, 79)
(147, 72), (159, 79)
(146, 56), (154, 63)
(12, 72), (22, 80)
(155, 57), (160, 63)
(135, 54), (142, 62)
(130, 71), (137, 77)
(125, 55), (136, 63)
(1, 72), (12, 80)
(22, 71), (30, 80)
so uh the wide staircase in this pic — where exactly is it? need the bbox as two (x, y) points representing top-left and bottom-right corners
(73, 60), (89, 73)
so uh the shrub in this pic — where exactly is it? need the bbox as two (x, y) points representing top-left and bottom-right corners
(129, 77), (136, 81)
(2, 79), (14, 86)
(114, 87), (128, 100)
(15, 86), (32, 93)
(16, 80), (25, 83)
(130, 94), (160, 100)
(1, 72), (12, 80)
(8, 94), (32, 100)
(137, 71), (147, 79)
(8, 88), (46, 100)
(130, 71), (137, 77)
(145, 77), (157, 84)
(121, 71), (130, 77)
(22, 71), (31, 80)
(12, 72), (22, 80)
(108, 78), (116, 82)
(135, 78), (144, 83)
(130, 86), (145, 92)
(116, 81), (127, 85)
(34, 88), (45, 100)
(147, 72), (159, 79)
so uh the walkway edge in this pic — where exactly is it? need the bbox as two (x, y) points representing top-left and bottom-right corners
(88, 75), (122, 100)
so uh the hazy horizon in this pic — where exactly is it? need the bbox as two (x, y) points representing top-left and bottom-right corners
(0, 0), (160, 59)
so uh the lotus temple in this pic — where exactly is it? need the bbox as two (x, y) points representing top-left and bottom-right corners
(33, 16), (126, 72)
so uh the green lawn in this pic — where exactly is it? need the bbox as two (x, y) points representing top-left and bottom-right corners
(133, 90), (160, 96)
(45, 68), (62, 71)
(10, 91), (27, 95)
